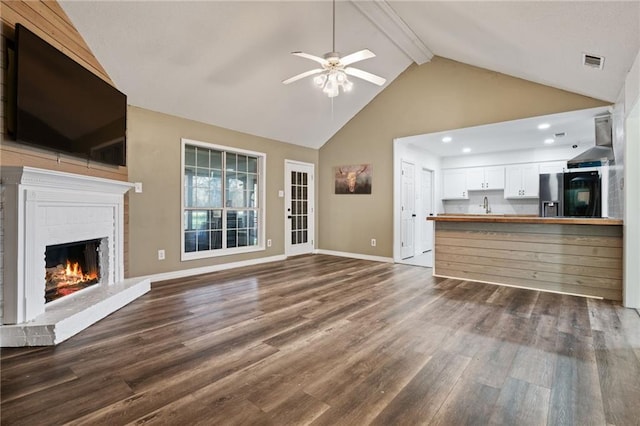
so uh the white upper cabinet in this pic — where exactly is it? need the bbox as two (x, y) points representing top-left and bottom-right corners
(521, 163), (540, 197)
(485, 166), (505, 190)
(539, 161), (567, 174)
(466, 168), (485, 191)
(466, 166), (505, 191)
(504, 166), (522, 198)
(504, 163), (540, 198)
(442, 169), (468, 199)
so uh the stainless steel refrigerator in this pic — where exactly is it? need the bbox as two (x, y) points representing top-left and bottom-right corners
(539, 171), (602, 218)
(539, 173), (563, 217)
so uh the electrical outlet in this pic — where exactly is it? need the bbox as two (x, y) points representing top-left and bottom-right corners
(267, 239), (272, 247)
(134, 182), (143, 193)
(371, 238), (376, 247)
(158, 249), (165, 260)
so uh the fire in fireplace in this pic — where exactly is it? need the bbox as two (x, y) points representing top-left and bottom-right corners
(45, 239), (102, 303)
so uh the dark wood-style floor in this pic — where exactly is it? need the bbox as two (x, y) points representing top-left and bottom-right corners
(2, 255), (640, 425)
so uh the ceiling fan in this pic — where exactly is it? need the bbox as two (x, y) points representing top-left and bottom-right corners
(282, 0), (386, 98)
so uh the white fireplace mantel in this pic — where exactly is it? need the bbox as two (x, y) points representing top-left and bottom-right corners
(0, 166), (136, 194)
(1, 167), (149, 346)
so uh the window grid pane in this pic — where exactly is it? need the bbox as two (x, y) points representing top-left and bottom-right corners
(184, 143), (261, 254)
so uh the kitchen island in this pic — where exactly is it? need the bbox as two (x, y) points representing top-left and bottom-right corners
(427, 215), (623, 301)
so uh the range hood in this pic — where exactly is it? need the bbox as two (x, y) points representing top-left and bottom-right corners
(567, 114), (614, 168)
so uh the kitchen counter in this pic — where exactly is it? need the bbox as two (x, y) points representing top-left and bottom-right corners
(428, 215), (623, 226)
(428, 215), (623, 301)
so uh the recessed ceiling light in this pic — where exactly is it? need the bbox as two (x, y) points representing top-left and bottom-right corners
(544, 138), (555, 144)
(462, 147), (471, 153)
(442, 136), (452, 143)
(537, 123), (550, 130)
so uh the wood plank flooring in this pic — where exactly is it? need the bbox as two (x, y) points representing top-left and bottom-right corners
(2, 254), (640, 425)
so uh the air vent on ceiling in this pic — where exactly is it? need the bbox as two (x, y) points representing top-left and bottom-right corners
(583, 53), (605, 70)
(554, 132), (566, 138)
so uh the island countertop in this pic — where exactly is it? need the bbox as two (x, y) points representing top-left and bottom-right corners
(427, 215), (623, 226)
(428, 215), (623, 301)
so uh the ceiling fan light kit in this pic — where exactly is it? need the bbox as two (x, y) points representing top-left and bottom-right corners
(283, 0), (386, 98)
(312, 53), (354, 98)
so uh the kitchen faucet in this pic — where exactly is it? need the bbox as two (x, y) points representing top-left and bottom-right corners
(483, 196), (491, 214)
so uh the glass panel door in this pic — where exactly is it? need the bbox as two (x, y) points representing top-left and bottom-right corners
(285, 161), (314, 256)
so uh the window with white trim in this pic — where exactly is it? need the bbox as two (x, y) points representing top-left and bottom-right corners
(181, 139), (265, 260)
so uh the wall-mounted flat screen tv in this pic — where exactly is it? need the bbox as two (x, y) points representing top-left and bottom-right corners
(13, 24), (127, 167)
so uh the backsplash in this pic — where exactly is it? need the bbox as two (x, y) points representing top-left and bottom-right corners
(443, 190), (539, 215)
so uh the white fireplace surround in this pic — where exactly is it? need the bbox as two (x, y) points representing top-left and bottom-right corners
(1, 166), (150, 346)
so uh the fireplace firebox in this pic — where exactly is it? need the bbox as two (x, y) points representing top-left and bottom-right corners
(45, 239), (103, 303)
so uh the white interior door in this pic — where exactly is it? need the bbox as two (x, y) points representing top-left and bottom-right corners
(285, 160), (314, 257)
(420, 168), (434, 253)
(401, 160), (415, 259)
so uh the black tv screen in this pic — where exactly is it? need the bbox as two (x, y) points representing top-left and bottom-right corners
(13, 24), (127, 167)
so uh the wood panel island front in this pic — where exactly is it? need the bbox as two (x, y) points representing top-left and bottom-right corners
(427, 215), (623, 301)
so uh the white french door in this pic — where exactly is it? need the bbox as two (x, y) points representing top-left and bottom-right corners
(285, 160), (315, 256)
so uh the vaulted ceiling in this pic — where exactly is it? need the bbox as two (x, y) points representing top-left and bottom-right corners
(60, 1), (640, 150)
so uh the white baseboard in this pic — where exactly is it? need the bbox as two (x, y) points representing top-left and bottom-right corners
(142, 255), (287, 283)
(314, 249), (394, 263)
(141, 251), (392, 285)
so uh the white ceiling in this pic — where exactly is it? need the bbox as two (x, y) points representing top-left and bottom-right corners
(59, 1), (639, 150)
(400, 106), (611, 158)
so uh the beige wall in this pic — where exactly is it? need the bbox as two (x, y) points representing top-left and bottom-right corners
(318, 57), (609, 257)
(127, 106), (318, 277)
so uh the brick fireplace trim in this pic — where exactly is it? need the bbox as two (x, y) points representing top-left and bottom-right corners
(0, 167), (150, 346)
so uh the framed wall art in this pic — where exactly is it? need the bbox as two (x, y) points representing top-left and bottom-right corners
(334, 164), (372, 194)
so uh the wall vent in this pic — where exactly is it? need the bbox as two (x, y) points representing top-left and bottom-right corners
(582, 53), (604, 70)
(554, 132), (566, 138)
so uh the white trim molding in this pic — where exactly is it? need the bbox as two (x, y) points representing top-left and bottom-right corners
(143, 255), (286, 283)
(180, 138), (267, 261)
(623, 48), (640, 308)
(351, 0), (433, 65)
(314, 249), (394, 264)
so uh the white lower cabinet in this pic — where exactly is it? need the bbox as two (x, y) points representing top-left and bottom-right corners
(504, 163), (539, 198)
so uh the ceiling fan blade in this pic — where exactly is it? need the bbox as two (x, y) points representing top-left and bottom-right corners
(340, 49), (376, 66)
(291, 51), (328, 66)
(282, 68), (324, 85)
(344, 67), (386, 86)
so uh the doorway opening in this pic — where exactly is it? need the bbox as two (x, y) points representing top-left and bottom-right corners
(393, 139), (435, 267)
